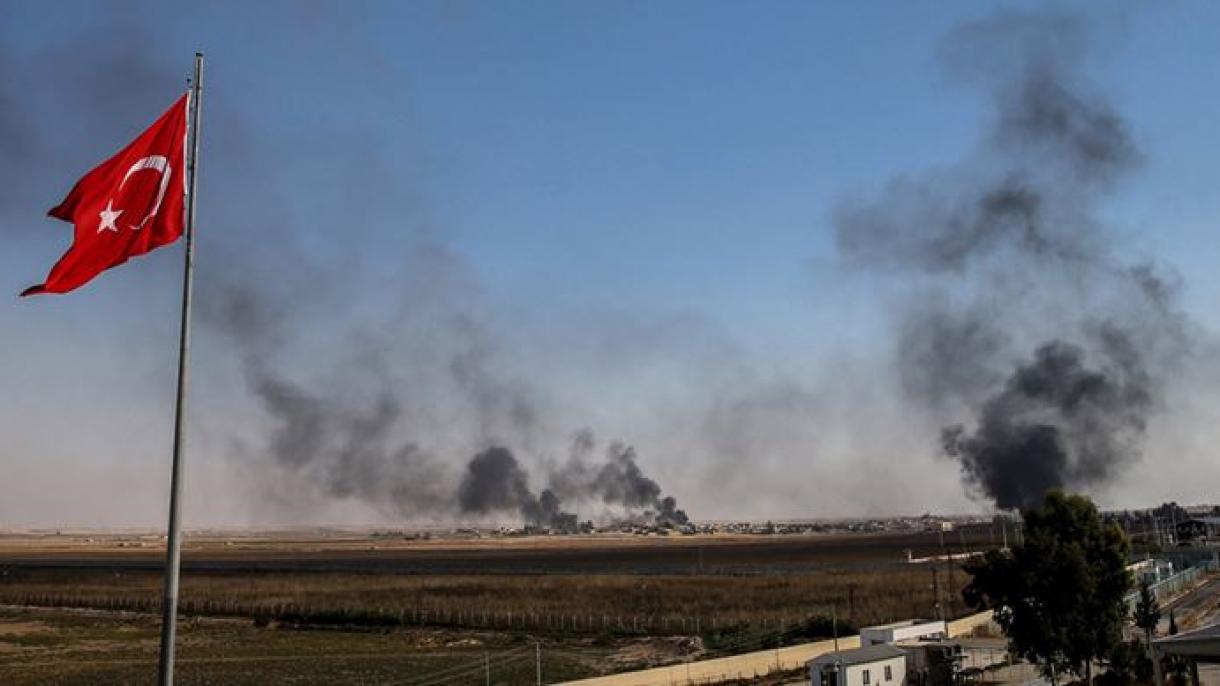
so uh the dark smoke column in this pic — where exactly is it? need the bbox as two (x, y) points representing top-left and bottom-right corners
(832, 9), (1185, 510)
(942, 337), (1151, 510)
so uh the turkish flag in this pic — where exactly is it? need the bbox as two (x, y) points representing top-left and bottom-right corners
(22, 94), (190, 296)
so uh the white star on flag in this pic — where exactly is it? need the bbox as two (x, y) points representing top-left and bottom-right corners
(97, 200), (123, 233)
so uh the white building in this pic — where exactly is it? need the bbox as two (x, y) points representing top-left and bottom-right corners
(809, 644), (908, 686)
(860, 619), (948, 646)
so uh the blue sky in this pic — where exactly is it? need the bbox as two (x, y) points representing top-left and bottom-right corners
(2, 2), (1219, 526)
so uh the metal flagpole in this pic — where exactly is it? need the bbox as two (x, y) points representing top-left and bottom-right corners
(157, 52), (204, 686)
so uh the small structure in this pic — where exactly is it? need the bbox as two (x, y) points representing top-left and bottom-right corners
(809, 644), (908, 686)
(1175, 517), (1220, 544)
(1128, 558), (1176, 585)
(860, 619), (948, 646)
(1153, 622), (1220, 686)
(898, 637), (1008, 686)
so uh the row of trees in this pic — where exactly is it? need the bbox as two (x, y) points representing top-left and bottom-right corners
(962, 491), (1188, 686)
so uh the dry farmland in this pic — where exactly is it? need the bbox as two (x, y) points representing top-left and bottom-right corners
(0, 528), (989, 684)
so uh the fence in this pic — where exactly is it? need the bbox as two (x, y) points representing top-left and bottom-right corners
(1124, 563), (1209, 611)
(0, 589), (832, 640)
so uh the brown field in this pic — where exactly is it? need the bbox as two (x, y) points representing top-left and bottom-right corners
(0, 528), (989, 683)
(0, 526), (996, 573)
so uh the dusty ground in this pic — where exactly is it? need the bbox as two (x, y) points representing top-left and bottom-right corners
(0, 526), (997, 574)
(0, 604), (629, 684)
(0, 528), (995, 684)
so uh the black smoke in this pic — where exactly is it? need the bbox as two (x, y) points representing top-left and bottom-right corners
(456, 447), (584, 530)
(455, 438), (689, 530)
(942, 331), (1152, 510)
(458, 446), (533, 516)
(835, 9), (1187, 509)
(655, 496), (691, 527)
(594, 444), (662, 509)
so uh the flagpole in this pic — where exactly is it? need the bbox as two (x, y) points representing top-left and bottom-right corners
(158, 52), (203, 686)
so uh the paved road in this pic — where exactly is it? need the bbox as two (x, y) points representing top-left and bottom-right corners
(558, 612), (996, 686)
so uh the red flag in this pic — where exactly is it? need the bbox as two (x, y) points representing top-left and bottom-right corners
(22, 94), (190, 296)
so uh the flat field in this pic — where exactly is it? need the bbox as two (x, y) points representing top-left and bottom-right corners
(0, 528), (989, 684)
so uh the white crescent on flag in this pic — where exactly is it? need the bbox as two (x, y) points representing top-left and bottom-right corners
(118, 155), (172, 231)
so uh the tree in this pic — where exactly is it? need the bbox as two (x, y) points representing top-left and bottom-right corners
(1100, 639), (1152, 686)
(1134, 578), (1162, 640)
(1133, 578), (1162, 684)
(962, 491), (1131, 685)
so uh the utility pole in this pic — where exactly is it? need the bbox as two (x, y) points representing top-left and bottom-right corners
(536, 642), (542, 685)
(832, 605), (839, 652)
(942, 528), (957, 618)
(931, 567), (942, 620)
(485, 651), (490, 686)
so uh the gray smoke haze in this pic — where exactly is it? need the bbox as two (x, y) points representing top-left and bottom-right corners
(837, 12), (1132, 275)
(552, 437), (689, 526)
(207, 280), (690, 527)
(836, 9), (1187, 509)
(14, 4), (1213, 528)
(0, 49), (36, 212)
(0, 9), (180, 224)
(897, 302), (1010, 409)
(202, 286), (453, 518)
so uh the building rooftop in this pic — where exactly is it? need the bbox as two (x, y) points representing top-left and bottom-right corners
(1178, 517), (1220, 526)
(896, 637), (1007, 649)
(1155, 622), (1220, 644)
(1154, 622), (1220, 658)
(809, 644), (907, 667)
(862, 619), (943, 631)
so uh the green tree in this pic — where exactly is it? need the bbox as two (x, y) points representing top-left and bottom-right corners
(1132, 578), (1162, 684)
(962, 491), (1131, 685)
(1100, 639), (1152, 686)
(1134, 578), (1161, 640)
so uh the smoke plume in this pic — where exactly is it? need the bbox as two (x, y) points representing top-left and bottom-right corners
(836, 9), (1187, 509)
(942, 328), (1152, 510)
(207, 280), (690, 527)
(454, 437), (688, 530)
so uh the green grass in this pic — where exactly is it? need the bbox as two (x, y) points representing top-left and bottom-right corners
(0, 607), (604, 685)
